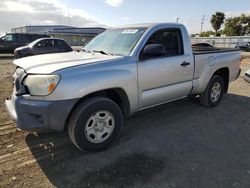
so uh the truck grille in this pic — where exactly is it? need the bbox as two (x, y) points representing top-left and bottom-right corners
(13, 68), (27, 95)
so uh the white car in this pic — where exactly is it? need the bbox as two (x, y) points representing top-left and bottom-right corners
(245, 70), (250, 83)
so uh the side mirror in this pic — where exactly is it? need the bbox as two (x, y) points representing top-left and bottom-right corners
(143, 44), (166, 58)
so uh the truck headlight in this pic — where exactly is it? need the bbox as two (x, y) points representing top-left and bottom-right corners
(24, 75), (60, 96)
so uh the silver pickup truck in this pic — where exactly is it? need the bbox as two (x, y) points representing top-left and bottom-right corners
(5, 23), (241, 151)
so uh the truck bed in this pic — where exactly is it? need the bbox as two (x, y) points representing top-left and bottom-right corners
(191, 47), (241, 95)
(192, 47), (239, 55)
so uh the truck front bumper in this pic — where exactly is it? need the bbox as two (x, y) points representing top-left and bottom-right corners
(5, 94), (78, 132)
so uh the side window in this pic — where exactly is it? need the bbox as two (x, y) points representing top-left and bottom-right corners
(55, 40), (67, 47)
(2, 34), (14, 42)
(36, 40), (54, 48)
(143, 29), (183, 58)
(18, 35), (29, 42)
(51, 40), (55, 46)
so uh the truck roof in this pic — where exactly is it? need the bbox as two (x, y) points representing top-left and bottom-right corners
(114, 23), (183, 29)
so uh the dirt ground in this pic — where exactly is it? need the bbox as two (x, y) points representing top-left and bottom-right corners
(0, 54), (250, 188)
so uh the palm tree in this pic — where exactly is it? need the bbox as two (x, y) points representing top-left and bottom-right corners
(210, 12), (225, 36)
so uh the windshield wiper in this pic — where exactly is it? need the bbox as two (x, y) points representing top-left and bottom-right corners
(82, 48), (91, 53)
(92, 49), (109, 55)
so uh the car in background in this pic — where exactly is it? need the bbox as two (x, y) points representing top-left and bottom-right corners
(191, 43), (216, 52)
(235, 42), (250, 52)
(14, 38), (73, 59)
(0, 33), (48, 53)
(192, 42), (214, 48)
(244, 70), (250, 83)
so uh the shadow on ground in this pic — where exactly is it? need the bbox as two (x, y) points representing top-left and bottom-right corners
(0, 54), (13, 60)
(26, 93), (250, 188)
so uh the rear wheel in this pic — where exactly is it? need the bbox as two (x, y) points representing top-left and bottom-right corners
(199, 75), (224, 107)
(68, 97), (123, 151)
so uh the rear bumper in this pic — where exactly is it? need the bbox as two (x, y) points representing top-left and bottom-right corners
(5, 94), (78, 132)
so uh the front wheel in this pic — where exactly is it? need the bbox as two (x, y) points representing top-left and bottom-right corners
(68, 97), (123, 151)
(199, 75), (225, 107)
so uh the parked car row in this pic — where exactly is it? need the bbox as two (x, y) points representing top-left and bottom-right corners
(0, 33), (73, 59)
(191, 42), (250, 52)
(235, 42), (250, 52)
(0, 33), (48, 53)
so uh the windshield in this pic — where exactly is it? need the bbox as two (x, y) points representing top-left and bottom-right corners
(29, 38), (41, 46)
(84, 27), (147, 56)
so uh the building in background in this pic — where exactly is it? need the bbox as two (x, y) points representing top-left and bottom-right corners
(11, 25), (71, 34)
(49, 27), (106, 46)
(11, 25), (106, 46)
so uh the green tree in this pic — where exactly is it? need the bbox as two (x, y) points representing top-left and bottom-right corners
(223, 14), (250, 36)
(210, 12), (225, 36)
(200, 31), (216, 37)
(239, 14), (250, 35)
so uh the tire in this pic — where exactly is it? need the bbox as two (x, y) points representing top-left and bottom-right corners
(199, 75), (225, 107)
(68, 97), (123, 151)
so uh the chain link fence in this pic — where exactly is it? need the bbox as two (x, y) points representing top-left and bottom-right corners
(190, 36), (250, 48)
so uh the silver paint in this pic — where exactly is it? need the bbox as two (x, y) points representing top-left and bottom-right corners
(12, 23), (241, 115)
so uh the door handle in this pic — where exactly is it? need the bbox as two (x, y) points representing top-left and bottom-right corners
(180, 61), (190, 67)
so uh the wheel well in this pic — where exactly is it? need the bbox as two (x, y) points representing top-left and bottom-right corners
(65, 88), (130, 129)
(213, 67), (229, 92)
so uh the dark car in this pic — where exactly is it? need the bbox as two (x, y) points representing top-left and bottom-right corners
(0, 33), (48, 53)
(14, 38), (73, 59)
(192, 42), (214, 48)
(191, 42), (216, 52)
(235, 42), (250, 52)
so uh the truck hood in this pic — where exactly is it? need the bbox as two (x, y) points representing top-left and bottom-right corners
(13, 51), (123, 74)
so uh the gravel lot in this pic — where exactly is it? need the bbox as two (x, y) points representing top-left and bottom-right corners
(0, 54), (250, 188)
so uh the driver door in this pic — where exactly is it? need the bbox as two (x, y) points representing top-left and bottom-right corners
(138, 28), (194, 109)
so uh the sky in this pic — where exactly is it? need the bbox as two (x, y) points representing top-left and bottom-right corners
(0, 0), (249, 35)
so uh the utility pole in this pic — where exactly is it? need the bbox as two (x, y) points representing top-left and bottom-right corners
(200, 15), (205, 34)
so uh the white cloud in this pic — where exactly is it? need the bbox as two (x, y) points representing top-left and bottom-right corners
(2, 1), (36, 13)
(105, 0), (123, 7)
(0, 0), (106, 33)
(122, 16), (131, 20)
